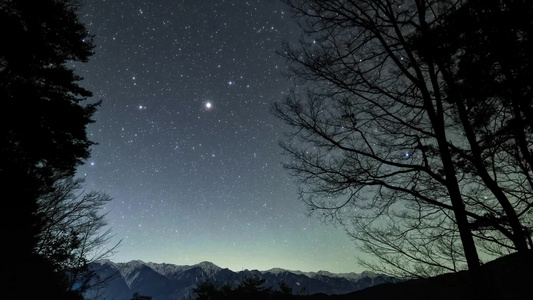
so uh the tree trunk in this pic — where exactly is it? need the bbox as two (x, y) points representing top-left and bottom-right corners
(440, 144), (481, 273)
(453, 97), (529, 253)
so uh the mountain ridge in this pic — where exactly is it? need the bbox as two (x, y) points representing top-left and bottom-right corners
(99, 259), (367, 277)
(85, 260), (397, 299)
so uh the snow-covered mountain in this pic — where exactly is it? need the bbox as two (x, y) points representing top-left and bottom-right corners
(84, 260), (397, 300)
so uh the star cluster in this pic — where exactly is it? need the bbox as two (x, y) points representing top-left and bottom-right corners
(76, 0), (366, 273)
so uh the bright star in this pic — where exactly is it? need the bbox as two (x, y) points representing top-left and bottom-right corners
(205, 102), (212, 109)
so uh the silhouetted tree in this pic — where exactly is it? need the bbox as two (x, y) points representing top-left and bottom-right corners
(273, 0), (532, 279)
(131, 292), (153, 300)
(193, 281), (224, 300)
(36, 177), (121, 294)
(234, 277), (271, 299)
(193, 277), (283, 300)
(0, 0), (98, 298)
(278, 281), (293, 297)
(409, 0), (533, 255)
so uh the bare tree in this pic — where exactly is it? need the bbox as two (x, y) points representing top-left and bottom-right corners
(409, 0), (533, 253)
(273, 0), (532, 278)
(36, 177), (121, 293)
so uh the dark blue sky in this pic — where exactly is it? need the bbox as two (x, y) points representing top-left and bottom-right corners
(76, 0), (367, 273)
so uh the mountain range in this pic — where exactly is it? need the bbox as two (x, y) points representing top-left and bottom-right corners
(84, 260), (397, 300)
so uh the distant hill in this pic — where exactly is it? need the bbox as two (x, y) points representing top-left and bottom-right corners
(84, 260), (397, 299)
(300, 251), (533, 300)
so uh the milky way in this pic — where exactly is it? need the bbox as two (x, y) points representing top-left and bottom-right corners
(75, 0), (368, 273)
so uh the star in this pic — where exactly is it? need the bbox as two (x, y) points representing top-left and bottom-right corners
(73, 0), (365, 274)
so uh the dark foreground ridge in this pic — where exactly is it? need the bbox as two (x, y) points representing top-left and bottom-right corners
(303, 251), (533, 300)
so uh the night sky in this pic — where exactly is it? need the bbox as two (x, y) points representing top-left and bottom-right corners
(75, 0), (366, 273)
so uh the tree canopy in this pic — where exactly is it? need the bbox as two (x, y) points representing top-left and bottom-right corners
(274, 0), (533, 278)
(0, 0), (100, 298)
